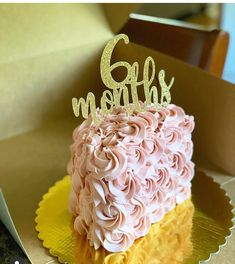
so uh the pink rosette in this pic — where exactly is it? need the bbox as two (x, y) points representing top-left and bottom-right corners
(89, 177), (109, 206)
(89, 223), (135, 252)
(108, 169), (141, 202)
(117, 115), (147, 144)
(155, 166), (170, 187)
(99, 121), (118, 138)
(149, 206), (165, 223)
(176, 184), (191, 204)
(161, 126), (182, 150)
(102, 132), (121, 146)
(140, 175), (158, 199)
(72, 115), (93, 141)
(78, 187), (93, 226)
(86, 145), (127, 180)
(84, 130), (102, 147)
(125, 145), (147, 172)
(179, 161), (195, 185)
(181, 139), (194, 161)
(147, 189), (166, 213)
(154, 165), (176, 197)
(157, 107), (170, 124)
(75, 146), (89, 179)
(166, 151), (186, 172)
(68, 187), (78, 216)
(164, 195), (176, 213)
(137, 111), (159, 132)
(106, 106), (127, 119)
(138, 162), (155, 179)
(164, 104), (185, 125)
(128, 198), (146, 224)
(102, 227), (135, 252)
(68, 141), (89, 180)
(94, 202), (127, 230)
(69, 139), (84, 160)
(141, 136), (164, 162)
(133, 215), (151, 237)
(179, 115), (195, 134)
(70, 169), (82, 193)
(159, 175), (176, 197)
(67, 139), (84, 177)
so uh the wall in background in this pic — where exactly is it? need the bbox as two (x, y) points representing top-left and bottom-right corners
(221, 4), (235, 83)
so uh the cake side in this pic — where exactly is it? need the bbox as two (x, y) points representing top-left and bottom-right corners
(67, 103), (195, 252)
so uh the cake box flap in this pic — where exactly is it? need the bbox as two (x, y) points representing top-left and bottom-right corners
(103, 3), (140, 33)
(0, 4), (113, 65)
(0, 3), (139, 65)
(0, 3), (139, 140)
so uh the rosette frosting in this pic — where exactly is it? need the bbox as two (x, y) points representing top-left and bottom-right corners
(68, 103), (195, 252)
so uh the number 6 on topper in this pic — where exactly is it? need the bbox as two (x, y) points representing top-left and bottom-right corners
(72, 34), (174, 124)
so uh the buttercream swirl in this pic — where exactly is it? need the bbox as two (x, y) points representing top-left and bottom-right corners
(68, 103), (195, 252)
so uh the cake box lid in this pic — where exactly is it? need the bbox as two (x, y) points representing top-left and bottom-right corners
(0, 3), (140, 140)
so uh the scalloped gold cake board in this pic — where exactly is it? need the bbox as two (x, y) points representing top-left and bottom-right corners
(35, 171), (234, 264)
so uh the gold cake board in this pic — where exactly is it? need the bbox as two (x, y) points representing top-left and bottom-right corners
(35, 170), (234, 264)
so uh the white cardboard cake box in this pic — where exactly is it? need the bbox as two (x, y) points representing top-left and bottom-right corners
(0, 3), (234, 264)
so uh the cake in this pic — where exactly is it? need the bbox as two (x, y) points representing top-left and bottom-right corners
(67, 103), (195, 253)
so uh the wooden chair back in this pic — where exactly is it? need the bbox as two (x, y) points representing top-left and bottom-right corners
(120, 15), (229, 77)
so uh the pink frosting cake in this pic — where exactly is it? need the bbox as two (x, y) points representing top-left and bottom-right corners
(67, 103), (195, 252)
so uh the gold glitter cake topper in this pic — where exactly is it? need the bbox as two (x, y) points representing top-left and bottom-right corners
(72, 34), (174, 124)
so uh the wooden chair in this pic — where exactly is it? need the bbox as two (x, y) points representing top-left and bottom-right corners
(120, 14), (229, 77)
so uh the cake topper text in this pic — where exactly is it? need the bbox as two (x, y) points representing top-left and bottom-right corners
(72, 34), (174, 124)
